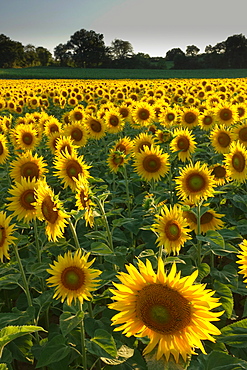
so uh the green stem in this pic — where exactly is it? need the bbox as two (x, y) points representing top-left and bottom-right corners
(79, 302), (87, 370)
(122, 165), (131, 218)
(93, 196), (114, 251)
(33, 219), (42, 264)
(68, 218), (87, 254)
(196, 203), (202, 268)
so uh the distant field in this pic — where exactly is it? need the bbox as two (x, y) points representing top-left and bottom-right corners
(1, 66), (247, 79)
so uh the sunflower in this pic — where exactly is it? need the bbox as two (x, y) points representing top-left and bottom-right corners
(53, 150), (91, 191)
(152, 204), (191, 255)
(54, 135), (78, 157)
(103, 109), (125, 134)
(46, 249), (101, 306)
(155, 129), (173, 144)
(210, 163), (229, 186)
(113, 136), (133, 156)
(232, 122), (247, 147)
(109, 258), (223, 363)
(175, 161), (216, 204)
(234, 102), (247, 121)
(160, 106), (180, 127)
(84, 115), (106, 140)
(133, 144), (170, 182)
(9, 151), (48, 183)
(0, 133), (9, 165)
(44, 117), (63, 136)
(182, 205), (224, 234)
(198, 110), (216, 131)
(63, 122), (88, 147)
(224, 141), (247, 183)
(34, 180), (69, 241)
(0, 212), (16, 262)
(170, 128), (196, 162)
(132, 132), (156, 154)
(74, 174), (95, 227)
(7, 177), (38, 223)
(180, 107), (200, 129)
(118, 104), (132, 123)
(69, 106), (85, 122)
(107, 149), (127, 173)
(236, 239), (247, 286)
(46, 131), (62, 154)
(210, 125), (234, 154)
(14, 124), (40, 152)
(132, 102), (156, 127)
(214, 102), (238, 126)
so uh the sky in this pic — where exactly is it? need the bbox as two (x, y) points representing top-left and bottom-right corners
(1, 0), (247, 57)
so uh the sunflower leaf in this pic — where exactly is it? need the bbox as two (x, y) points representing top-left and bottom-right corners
(89, 328), (117, 358)
(213, 280), (233, 319)
(59, 311), (84, 337)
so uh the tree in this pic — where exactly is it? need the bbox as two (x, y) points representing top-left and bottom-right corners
(36, 47), (52, 66)
(186, 45), (200, 56)
(110, 39), (133, 59)
(54, 43), (72, 66)
(225, 34), (247, 68)
(0, 34), (24, 68)
(24, 44), (38, 66)
(204, 45), (214, 54)
(66, 29), (107, 67)
(165, 48), (185, 61)
(213, 42), (226, 54)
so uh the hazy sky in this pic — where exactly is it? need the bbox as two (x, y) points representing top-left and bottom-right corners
(1, 0), (247, 57)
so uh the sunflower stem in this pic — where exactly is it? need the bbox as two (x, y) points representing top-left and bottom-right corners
(33, 219), (42, 264)
(68, 218), (87, 254)
(196, 202), (202, 268)
(93, 196), (114, 251)
(78, 302), (87, 370)
(122, 165), (131, 218)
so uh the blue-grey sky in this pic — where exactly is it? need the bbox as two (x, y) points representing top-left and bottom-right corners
(1, 0), (247, 57)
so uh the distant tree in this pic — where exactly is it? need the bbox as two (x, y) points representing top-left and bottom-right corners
(204, 45), (214, 54)
(36, 46), (52, 66)
(66, 29), (107, 67)
(225, 34), (247, 68)
(110, 39), (134, 59)
(24, 44), (38, 66)
(165, 48), (185, 61)
(54, 43), (72, 66)
(186, 45), (200, 56)
(213, 42), (226, 54)
(0, 34), (24, 68)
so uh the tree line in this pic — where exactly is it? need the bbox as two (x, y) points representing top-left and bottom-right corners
(1, 30), (247, 69)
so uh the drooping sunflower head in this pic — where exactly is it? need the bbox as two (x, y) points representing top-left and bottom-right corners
(74, 174), (95, 227)
(224, 140), (247, 183)
(133, 132), (156, 155)
(109, 258), (223, 363)
(47, 250), (101, 306)
(133, 144), (170, 182)
(175, 161), (216, 204)
(170, 128), (196, 162)
(113, 136), (133, 156)
(152, 204), (192, 255)
(0, 212), (16, 262)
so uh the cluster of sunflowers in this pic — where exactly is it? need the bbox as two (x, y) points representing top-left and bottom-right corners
(1, 77), (247, 368)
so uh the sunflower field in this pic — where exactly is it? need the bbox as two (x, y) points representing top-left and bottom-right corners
(1, 78), (247, 369)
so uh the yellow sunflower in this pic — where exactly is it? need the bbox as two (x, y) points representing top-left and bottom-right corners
(160, 106), (180, 127)
(84, 115), (106, 140)
(175, 161), (216, 204)
(183, 205), (224, 234)
(109, 258), (223, 363)
(104, 109), (125, 134)
(54, 135), (78, 157)
(63, 122), (88, 147)
(68, 106), (85, 122)
(14, 124), (40, 152)
(214, 102), (238, 126)
(9, 151), (48, 183)
(74, 174), (95, 227)
(7, 177), (38, 223)
(113, 136), (133, 156)
(210, 125), (234, 154)
(34, 180), (69, 241)
(210, 163), (229, 186)
(133, 144), (170, 182)
(44, 117), (63, 136)
(107, 149), (127, 173)
(47, 250), (101, 306)
(198, 110), (216, 131)
(132, 132), (156, 155)
(170, 128), (196, 162)
(0, 212), (16, 262)
(53, 150), (91, 191)
(180, 107), (200, 129)
(224, 141), (247, 183)
(0, 133), (10, 165)
(152, 204), (191, 255)
(132, 102), (156, 127)
(236, 239), (247, 286)
(232, 122), (247, 147)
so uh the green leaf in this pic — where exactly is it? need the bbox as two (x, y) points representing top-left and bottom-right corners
(0, 325), (45, 357)
(213, 280), (233, 319)
(35, 334), (71, 367)
(0, 307), (35, 329)
(90, 241), (114, 255)
(0, 274), (21, 290)
(90, 329), (117, 358)
(60, 310), (84, 337)
(199, 230), (237, 256)
(197, 263), (210, 281)
(196, 350), (247, 370)
(218, 318), (247, 348)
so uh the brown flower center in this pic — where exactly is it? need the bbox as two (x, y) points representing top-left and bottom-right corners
(219, 108), (232, 121)
(184, 112), (196, 124)
(238, 127), (247, 142)
(109, 115), (119, 127)
(177, 136), (190, 151)
(142, 154), (161, 173)
(136, 284), (191, 334)
(20, 189), (35, 210)
(212, 165), (226, 179)
(138, 141), (152, 153)
(186, 173), (206, 193)
(0, 225), (6, 248)
(165, 221), (181, 241)
(203, 116), (213, 125)
(200, 211), (214, 225)
(0, 142), (3, 156)
(73, 111), (83, 121)
(90, 119), (102, 133)
(217, 132), (231, 147)
(22, 133), (33, 145)
(66, 160), (82, 179)
(61, 266), (85, 290)
(119, 108), (129, 118)
(71, 128), (83, 141)
(20, 162), (40, 180)
(138, 108), (150, 121)
(167, 113), (175, 122)
(232, 152), (245, 172)
(41, 196), (58, 224)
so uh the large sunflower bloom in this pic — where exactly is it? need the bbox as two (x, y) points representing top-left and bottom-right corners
(109, 258), (223, 363)
(133, 144), (170, 182)
(132, 102), (156, 127)
(53, 150), (91, 191)
(175, 161), (216, 204)
(152, 204), (191, 255)
(63, 122), (88, 147)
(104, 109), (125, 134)
(7, 177), (38, 223)
(34, 180), (69, 241)
(210, 163), (229, 186)
(180, 107), (200, 129)
(224, 141), (247, 183)
(47, 250), (101, 306)
(210, 125), (234, 154)
(170, 128), (196, 162)
(14, 123), (40, 152)
(84, 115), (106, 140)
(214, 102), (238, 126)
(9, 151), (48, 183)
(0, 212), (16, 262)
